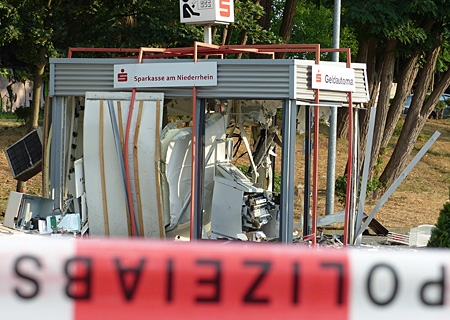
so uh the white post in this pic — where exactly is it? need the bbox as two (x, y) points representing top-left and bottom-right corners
(204, 25), (212, 44)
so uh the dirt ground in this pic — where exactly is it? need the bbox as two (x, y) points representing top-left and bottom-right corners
(287, 118), (450, 231)
(1, 118), (449, 232)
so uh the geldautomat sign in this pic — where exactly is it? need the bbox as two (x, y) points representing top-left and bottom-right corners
(312, 64), (356, 92)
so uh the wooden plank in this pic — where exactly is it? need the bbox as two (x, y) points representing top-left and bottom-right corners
(134, 100), (145, 237)
(117, 101), (131, 236)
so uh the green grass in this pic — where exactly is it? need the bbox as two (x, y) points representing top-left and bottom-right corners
(0, 112), (20, 120)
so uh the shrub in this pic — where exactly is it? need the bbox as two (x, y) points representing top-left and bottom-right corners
(14, 106), (32, 123)
(427, 202), (450, 248)
(335, 174), (384, 204)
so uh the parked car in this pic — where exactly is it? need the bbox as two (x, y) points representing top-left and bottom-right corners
(403, 93), (450, 119)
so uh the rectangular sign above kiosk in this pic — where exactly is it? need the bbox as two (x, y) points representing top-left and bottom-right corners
(180, 0), (234, 25)
(114, 62), (217, 88)
(311, 65), (356, 92)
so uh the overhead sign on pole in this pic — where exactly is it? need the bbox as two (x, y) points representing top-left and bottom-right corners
(113, 62), (217, 88)
(180, 0), (234, 25)
(311, 65), (356, 92)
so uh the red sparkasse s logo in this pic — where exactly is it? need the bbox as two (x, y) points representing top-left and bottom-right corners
(118, 68), (128, 82)
(316, 70), (322, 83)
(219, 0), (231, 17)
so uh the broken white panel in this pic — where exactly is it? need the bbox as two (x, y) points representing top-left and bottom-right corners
(83, 92), (164, 238)
(210, 163), (262, 240)
(3, 192), (23, 228)
(215, 163), (262, 193)
(57, 213), (81, 232)
(4, 192), (54, 229)
(210, 176), (245, 240)
(74, 158), (85, 198)
(163, 113), (227, 230)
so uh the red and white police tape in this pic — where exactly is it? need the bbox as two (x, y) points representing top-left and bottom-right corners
(0, 237), (449, 319)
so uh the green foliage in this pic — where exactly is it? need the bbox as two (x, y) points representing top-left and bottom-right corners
(272, 0), (358, 60)
(0, 111), (18, 120)
(335, 175), (348, 205)
(427, 202), (450, 248)
(393, 120), (403, 137)
(335, 174), (385, 205)
(13, 106), (44, 123)
(14, 106), (32, 123)
(273, 170), (281, 194)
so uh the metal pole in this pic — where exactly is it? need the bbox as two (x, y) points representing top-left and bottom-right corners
(280, 99), (296, 244)
(356, 131), (441, 239)
(303, 105), (311, 237)
(50, 96), (66, 213)
(325, 0), (341, 216)
(332, 0), (341, 62)
(204, 25), (212, 44)
(190, 93), (206, 240)
(349, 107), (359, 244)
(354, 107), (376, 245)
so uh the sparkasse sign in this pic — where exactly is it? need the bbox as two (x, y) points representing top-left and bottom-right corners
(180, 0), (234, 25)
(114, 62), (217, 88)
(311, 65), (356, 92)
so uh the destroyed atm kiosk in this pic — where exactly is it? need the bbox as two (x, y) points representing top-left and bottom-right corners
(42, 43), (369, 243)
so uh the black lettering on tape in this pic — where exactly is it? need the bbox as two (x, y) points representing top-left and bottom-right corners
(65, 257), (92, 300)
(195, 260), (221, 303)
(367, 263), (398, 306)
(167, 259), (174, 302)
(292, 262), (300, 304)
(243, 260), (271, 304)
(115, 257), (146, 302)
(321, 262), (345, 305)
(14, 255), (41, 299)
(420, 266), (445, 306)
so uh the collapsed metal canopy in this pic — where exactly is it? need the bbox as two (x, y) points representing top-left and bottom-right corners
(48, 43), (368, 244)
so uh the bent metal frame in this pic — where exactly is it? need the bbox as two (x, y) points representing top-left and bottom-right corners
(48, 42), (370, 245)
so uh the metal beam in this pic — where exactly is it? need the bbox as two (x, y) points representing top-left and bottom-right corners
(303, 105), (312, 237)
(191, 98), (206, 240)
(50, 96), (66, 212)
(354, 107), (376, 244)
(279, 99), (296, 244)
(355, 131), (441, 239)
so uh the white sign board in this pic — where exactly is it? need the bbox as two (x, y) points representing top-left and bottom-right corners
(114, 62), (217, 88)
(311, 65), (356, 92)
(180, 0), (234, 25)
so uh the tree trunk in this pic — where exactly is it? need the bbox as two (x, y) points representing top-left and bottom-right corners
(336, 108), (348, 138)
(19, 46), (46, 193)
(258, 0), (273, 30)
(338, 37), (378, 141)
(368, 39), (397, 180)
(28, 46), (47, 131)
(16, 180), (26, 193)
(379, 41), (444, 187)
(235, 0), (261, 59)
(221, 25), (233, 45)
(354, 39), (369, 169)
(276, 0), (298, 59)
(380, 50), (420, 151)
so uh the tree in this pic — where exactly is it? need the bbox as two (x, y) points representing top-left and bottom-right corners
(276, 0), (298, 58)
(335, 0), (450, 193)
(427, 202), (450, 248)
